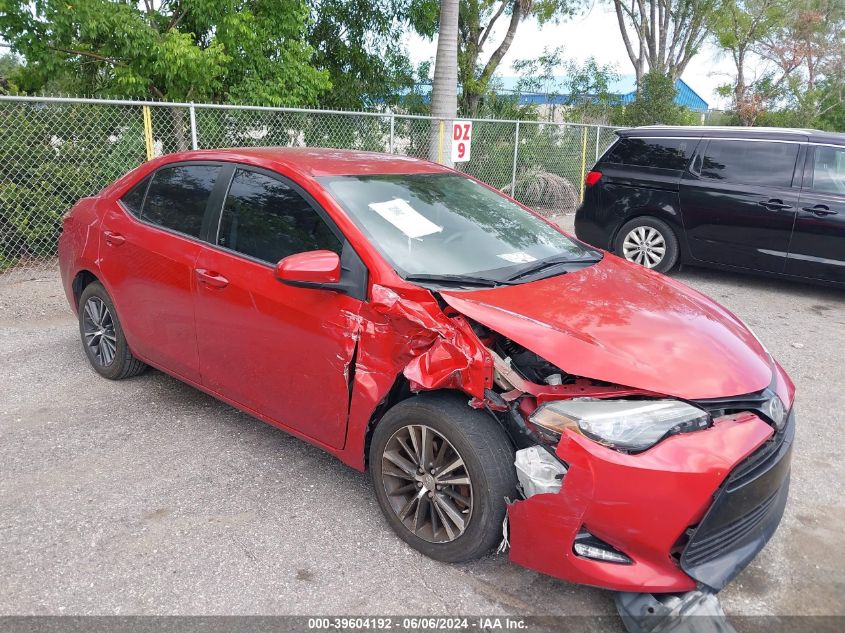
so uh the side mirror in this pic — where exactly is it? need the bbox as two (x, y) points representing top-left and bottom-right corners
(274, 250), (341, 288)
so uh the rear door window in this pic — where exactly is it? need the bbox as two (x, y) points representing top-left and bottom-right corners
(699, 140), (799, 187)
(604, 137), (695, 170)
(120, 176), (150, 217)
(809, 145), (845, 195)
(217, 168), (342, 264)
(142, 164), (220, 238)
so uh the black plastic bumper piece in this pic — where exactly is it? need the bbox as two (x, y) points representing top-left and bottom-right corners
(615, 591), (736, 633)
(680, 411), (795, 591)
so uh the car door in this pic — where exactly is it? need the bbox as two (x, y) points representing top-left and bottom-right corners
(99, 162), (223, 383)
(680, 138), (803, 272)
(787, 144), (845, 283)
(193, 165), (367, 449)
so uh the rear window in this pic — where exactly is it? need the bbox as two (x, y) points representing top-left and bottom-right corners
(142, 164), (220, 238)
(700, 140), (799, 187)
(604, 137), (695, 170)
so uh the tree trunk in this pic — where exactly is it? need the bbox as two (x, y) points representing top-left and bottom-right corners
(428, 0), (459, 165)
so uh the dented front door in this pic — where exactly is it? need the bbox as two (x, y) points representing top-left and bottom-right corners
(193, 245), (363, 449)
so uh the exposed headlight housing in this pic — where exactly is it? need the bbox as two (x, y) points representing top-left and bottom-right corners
(766, 394), (787, 430)
(530, 399), (710, 453)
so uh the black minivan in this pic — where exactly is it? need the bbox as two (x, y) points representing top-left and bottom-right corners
(574, 126), (845, 286)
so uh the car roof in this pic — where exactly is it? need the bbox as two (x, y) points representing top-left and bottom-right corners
(616, 125), (845, 145)
(163, 147), (452, 178)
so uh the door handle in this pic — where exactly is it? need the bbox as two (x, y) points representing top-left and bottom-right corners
(802, 204), (838, 216)
(758, 199), (793, 211)
(103, 230), (125, 246)
(195, 268), (229, 289)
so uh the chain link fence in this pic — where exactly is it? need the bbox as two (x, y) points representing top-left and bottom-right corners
(0, 95), (619, 276)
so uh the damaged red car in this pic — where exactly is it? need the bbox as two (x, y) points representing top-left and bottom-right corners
(59, 148), (794, 596)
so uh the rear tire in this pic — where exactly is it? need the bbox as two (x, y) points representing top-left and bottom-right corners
(78, 281), (147, 380)
(615, 216), (679, 273)
(369, 392), (517, 563)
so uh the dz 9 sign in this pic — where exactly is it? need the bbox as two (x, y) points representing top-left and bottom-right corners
(451, 120), (473, 163)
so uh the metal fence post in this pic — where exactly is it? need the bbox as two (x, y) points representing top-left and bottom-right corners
(189, 103), (199, 150)
(579, 126), (588, 203)
(511, 120), (520, 195)
(595, 125), (602, 162)
(388, 111), (395, 154)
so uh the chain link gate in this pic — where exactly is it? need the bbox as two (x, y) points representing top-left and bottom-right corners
(0, 95), (619, 278)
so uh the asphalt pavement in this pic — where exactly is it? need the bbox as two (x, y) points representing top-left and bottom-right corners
(1, 243), (844, 619)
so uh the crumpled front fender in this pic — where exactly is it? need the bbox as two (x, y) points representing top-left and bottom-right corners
(337, 284), (493, 471)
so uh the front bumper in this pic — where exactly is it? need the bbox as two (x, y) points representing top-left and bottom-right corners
(507, 410), (792, 593)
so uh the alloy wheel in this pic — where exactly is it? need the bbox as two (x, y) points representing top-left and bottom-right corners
(381, 424), (473, 543)
(82, 296), (117, 366)
(622, 226), (666, 268)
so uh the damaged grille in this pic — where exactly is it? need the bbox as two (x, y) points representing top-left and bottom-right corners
(679, 410), (794, 591)
(682, 489), (780, 566)
(728, 418), (789, 491)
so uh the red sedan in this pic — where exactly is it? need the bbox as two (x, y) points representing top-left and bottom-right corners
(58, 148), (794, 595)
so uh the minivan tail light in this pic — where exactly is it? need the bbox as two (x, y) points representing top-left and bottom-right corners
(585, 170), (602, 187)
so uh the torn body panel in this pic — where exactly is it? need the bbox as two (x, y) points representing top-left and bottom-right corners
(507, 413), (774, 592)
(338, 284), (494, 470)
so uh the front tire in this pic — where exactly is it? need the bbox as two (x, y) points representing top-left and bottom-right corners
(369, 392), (517, 563)
(615, 216), (679, 273)
(78, 281), (147, 380)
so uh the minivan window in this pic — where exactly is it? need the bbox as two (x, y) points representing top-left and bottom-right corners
(218, 169), (342, 263)
(700, 140), (799, 187)
(604, 137), (695, 170)
(810, 146), (845, 195)
(143, 165), (220, 238)
(120, 176), (150, 217)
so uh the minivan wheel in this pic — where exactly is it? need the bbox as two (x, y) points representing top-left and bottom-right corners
(369, 393), (517, 563)
(615, 217), (679, 273)
(78, 281), (147, 380)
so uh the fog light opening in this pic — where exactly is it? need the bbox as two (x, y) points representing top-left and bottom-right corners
(514, 445), (567, 498)
(573, 530), (632, 565)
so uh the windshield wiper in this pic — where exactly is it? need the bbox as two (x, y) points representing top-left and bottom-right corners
(505, 254), (602, 282)
(403, 273), (509, 288)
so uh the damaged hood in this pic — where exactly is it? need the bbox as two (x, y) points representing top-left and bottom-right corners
(441, 256), (773, 400)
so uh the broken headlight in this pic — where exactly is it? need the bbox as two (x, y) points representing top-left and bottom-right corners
(529, 399), (710, 453)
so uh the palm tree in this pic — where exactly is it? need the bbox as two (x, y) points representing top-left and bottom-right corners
(428, 0), (459, 165)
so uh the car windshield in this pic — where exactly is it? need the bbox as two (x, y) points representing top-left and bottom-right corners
(319, 173), (599, 283)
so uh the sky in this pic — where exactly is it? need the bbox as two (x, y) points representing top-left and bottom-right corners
(404, 3), (737, 109)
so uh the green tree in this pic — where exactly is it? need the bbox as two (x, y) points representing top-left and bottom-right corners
(708, 0), (791, 125)
(0, 53), (23, 95)
(561, 57), (621, 123)
(307, 1), (420, 109)
(610, 0), (717, 83)
(616, 71), (697, 126)
(0, 0), (330, 105)
(512, 47), (620, 122)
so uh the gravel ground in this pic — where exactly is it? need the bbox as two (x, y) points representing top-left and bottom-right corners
(1, 232), (844, 620)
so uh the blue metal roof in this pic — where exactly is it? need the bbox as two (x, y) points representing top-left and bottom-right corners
(403, 76), (709, 112)
(619, 78), (709, 112)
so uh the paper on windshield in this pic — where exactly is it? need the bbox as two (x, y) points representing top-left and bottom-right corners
(498, 252), (537, 264)
(368, 198), (442, 239)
